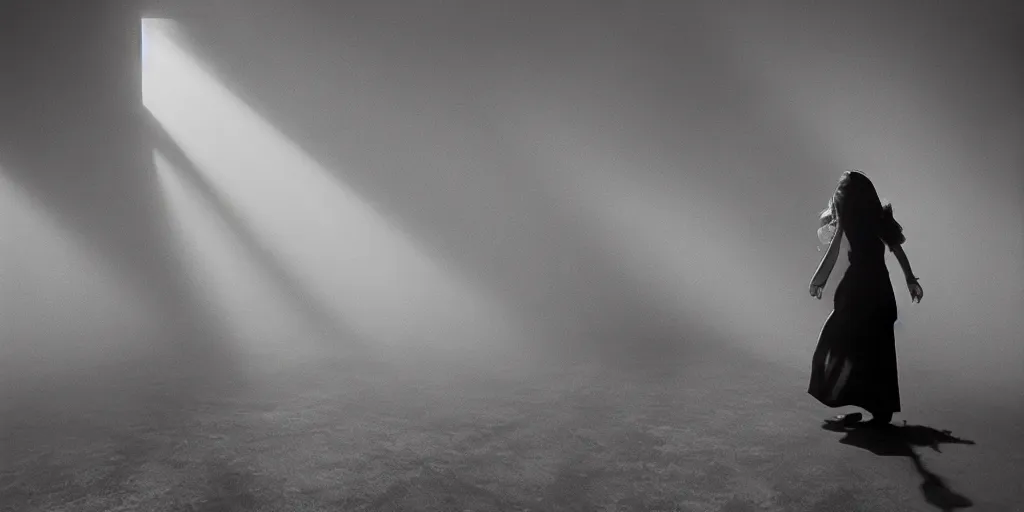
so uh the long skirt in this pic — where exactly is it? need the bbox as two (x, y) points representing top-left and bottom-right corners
(808, 271), (901, 414)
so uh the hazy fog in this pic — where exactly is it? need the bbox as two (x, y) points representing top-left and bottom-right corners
(2, 1), (1021, 405)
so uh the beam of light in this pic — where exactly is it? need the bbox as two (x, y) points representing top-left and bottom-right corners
(151, 150), (323, 360)
(0, 169), (159, 373)
(141, 19), (526, 363)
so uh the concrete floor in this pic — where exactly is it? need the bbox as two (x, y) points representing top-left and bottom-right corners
(1, 344), (1018, 512)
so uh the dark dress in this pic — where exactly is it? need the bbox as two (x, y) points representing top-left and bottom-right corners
(808, 220), (901, 414)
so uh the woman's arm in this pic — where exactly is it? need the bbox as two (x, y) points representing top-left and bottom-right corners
(811, 224), (844, 286)
(889, 244), (917, 282)
(890, 243), (923, 302)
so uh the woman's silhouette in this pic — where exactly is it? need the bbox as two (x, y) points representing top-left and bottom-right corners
(807, 170), (923, 426)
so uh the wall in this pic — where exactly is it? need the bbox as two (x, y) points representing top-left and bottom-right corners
(0, 1), (238, 404)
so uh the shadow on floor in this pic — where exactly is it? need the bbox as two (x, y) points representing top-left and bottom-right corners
(823, 420), (976, 511)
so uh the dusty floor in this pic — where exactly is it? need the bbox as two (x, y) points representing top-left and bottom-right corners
(0, 345), (1018, 512)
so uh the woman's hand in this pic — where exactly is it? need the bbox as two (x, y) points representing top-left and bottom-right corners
(809, 282), (824, 300)
(908, 280), (923, 303)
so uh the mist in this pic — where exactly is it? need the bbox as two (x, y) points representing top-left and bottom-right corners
(2, 1), (1022, 510)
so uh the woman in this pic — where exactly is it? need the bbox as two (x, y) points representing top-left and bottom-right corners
(807, 170), (923, 427)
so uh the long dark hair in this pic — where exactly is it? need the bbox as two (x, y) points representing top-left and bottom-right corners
(819, 170), (905, 247)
